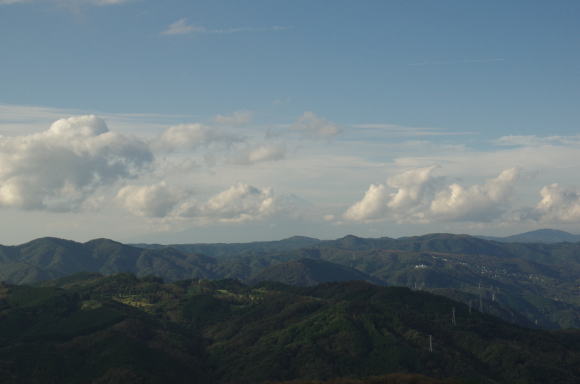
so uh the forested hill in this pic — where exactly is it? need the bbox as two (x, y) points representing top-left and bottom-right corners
(1, 233), (580, 329)
(1, 274), (579, 383)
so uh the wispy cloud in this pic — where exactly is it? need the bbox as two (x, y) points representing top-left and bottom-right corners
(90, 0), (132, 5)
(351, 123), (477, 138)
(161, 18), (290, 36)
(161, 18), (202, 35)
(0, 0), (30, 4)
(290, 111), (342, 140)
(0, 103), (196, 136)
(214, 110), (253, 126)
(1, 0), (132, 5)
(409, 58), (505, 67)
(495, 135), (580, 147)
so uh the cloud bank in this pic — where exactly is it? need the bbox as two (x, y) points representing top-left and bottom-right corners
(117, 182), (277, 223)
(3, 108), (580, 239)
(344, 167), (521, 223)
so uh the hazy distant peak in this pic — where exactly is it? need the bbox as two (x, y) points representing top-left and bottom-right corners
(478, 228), (580, 243)
(283, 235), (320, 242)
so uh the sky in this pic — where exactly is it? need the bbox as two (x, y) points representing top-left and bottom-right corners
(0, 0), (580, 244)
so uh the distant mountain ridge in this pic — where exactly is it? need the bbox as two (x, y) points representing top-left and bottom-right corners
(478, 228), (580, 243)
(2, 231), (580, 329)
(133, 235), (321, 258)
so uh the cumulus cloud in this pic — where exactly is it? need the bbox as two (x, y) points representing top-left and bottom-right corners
(0, 115), (152, 211)
(531, 184), (580, 223)
(430, 168), (520, 221)
(344, 166), (442, 222)
(343, 184), (388, 221)
(117, 182), (278, 223)
(344, 167), (520, 223)
(156, 123), (243, 152)
(214, 110), (253, 125)
(116, 182), (183, 218)
(290, 111), (342, 139)
(190, 183), (275, 223)
(386, 166), (442, 213)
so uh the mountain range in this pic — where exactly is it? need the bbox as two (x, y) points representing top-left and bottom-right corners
(1, 229), (580, 330)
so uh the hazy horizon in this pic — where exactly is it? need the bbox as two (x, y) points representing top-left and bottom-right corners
(0, 227), (577, 247)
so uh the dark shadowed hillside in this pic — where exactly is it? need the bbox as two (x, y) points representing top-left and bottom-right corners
(0, 238), (217, 284)
(1, 275), (580, 383)
(248, 258), (384, 286)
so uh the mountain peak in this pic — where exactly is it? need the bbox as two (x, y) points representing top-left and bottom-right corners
(84, 238), (125, 247)
(20, 237), (81, 248)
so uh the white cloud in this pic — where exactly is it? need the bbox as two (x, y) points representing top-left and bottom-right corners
(343, 184), (388, 221)
(214, 110), (253, 125)
(161, 18), (202, 36)
(495, 135), (580, 147)
(117, 182), (278, 224)
(156, 123), (243, 152)
(430, 168), (520, 221)
(290, 111), (342, 139)
(344, 166), (443, 222)
(344, 167), (521, 223)
(386, 166), (442, 214)
(0, 0), (29, 4)
(351, 123), (476, 138)
(192, 183), (275, 223)
(0, 103), (196, 137)
(161, 19), (289, 36)
(231, 143), (286, 165)
(0, 115), (152, 211)
(116, 182), (183, 218)
(532, 184), (580, 223)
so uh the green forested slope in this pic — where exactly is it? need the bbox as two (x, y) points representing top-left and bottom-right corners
(1, 234), (580, 329)
(1, 275), (579, 383)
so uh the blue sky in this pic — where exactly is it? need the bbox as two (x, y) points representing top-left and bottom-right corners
(0, 0), (580, 244)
